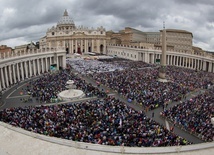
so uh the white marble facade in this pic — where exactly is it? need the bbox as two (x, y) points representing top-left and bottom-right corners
(39, 10), (106, 54)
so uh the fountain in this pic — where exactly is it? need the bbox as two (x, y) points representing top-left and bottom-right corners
(58, 80), (85, 100)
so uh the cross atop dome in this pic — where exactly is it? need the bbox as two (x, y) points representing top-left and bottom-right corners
(57, 10), (75, 27)
(63, 9), (68, 16)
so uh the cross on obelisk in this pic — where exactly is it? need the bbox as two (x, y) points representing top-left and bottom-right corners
(158, 21), (167, 80)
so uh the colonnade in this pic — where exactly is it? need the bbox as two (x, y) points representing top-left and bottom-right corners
(1, 47), (61, 59)
(107, 45), (214, 73)
(50, 38), (106, 54)
(0, 51), (66, 91)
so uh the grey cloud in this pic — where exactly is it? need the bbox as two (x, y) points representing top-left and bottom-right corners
(0, 0), (214, 51)
(173, 0), (214, 5)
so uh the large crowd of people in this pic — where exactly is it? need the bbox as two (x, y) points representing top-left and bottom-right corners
(92, 68), (185, 110)
(68, 58), (125, 74)
(28, 70), (106, 103)
(161, 87), (214, 142)
(166, 66), (213, 90)
(89, 61), (213, 110)
(1, 57), (214, 147)
(67, 58), (156, 74)
(0, 96), (190, 147)
(29, 71), (69, 103)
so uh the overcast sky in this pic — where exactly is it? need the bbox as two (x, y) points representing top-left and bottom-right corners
(0, 0), (214, 51)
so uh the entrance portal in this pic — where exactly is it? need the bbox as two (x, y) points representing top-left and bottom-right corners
(77, 47), (81, 54)
(66, 48), (69, 54)
(100, 45), (104, 54)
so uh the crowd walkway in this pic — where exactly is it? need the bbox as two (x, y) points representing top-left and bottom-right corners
(146, 90), (205, 144)
(74, 68), (205, 144)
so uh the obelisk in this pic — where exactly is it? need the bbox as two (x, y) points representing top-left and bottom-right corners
(158, 22), (167, 80)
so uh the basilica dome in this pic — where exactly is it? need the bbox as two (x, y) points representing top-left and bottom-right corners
(57, 10), (75, 26)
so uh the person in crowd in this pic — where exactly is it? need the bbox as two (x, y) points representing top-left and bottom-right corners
(0, 96), (191, 147)
(161, 88), (214, 142)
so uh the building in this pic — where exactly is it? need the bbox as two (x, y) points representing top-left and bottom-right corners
(0, 45), (13, 53)
(107, 28), (193, 54)
(14, 42), (39, 55)
(0, 45), (13, 58)
(39, 10), (106, 54)
(160, 29), (193, 53)
(106, 27), (148, 45)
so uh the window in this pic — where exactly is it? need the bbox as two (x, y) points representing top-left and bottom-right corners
(52, 32), (55, 35)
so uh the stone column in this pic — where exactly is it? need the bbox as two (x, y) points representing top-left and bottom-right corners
(145, 52), (149, 63)
(191, 58), (193, 69)
(68, 40), (71, 54)
(33, 60), (36, 76)
(29, 61), (32, 77)
(1, 67), (6, 89)
(24, 61), (28, 78)
(20, 62), (24, 80)
(12, 64), (17, 83)
(80, 39), (83, 53)
(168, 55), (170, 65)
(97, 39), (100, 53)
(8, 65), (13, 85)
(192, 58), (194, 69)
(71, 40), (74, 53)
(37, 59), (41, 75)
(183, 57), (185, 67)
(203, 60), (207, 71)
(179, 57), (181, 66)
(56, 56), (59, 70)
(17, 63), (20, 82)
(84, 40), (87, 53)
(45, 57), (48, 72)
(92, 39), (94, 52)
(62, 55), (66, 69)
(196, 59), (199, 70)
(87, 40), (89, 52)
(208, 61), (212, 72)
(200, 60), (202, 70)
(103, 39), (106, 54)
(188, 58), (190, 68)
(184, 57), (187, 67)
(75, 40), (78, 53)
(172, 55), (174, 66)
(48, 57), (51, 70)
(151, 53), (154, 64)
(158, 28), (166, 79)
(4, 66), (9, 87)
(41, 58), (44, 73)
(194, 59), (196, 69)
(212, 62), (214, 73)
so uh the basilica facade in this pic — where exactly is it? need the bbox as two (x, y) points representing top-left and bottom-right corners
(39, 10), (106, 54)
